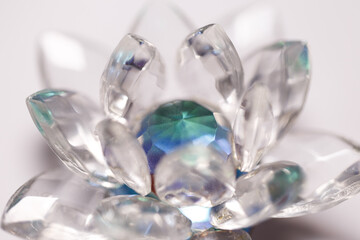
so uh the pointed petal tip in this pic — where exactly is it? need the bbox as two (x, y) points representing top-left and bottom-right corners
(179, 23), (244, 110)
(101, 31), (165, 123)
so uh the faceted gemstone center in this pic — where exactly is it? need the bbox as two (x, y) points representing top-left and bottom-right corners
(137, 100), (232, 173)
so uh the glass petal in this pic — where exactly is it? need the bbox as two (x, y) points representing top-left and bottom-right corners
(178, 24), (244, 122)
(191, 229), (252, 240)
(1, 168), (113, 240)
(244, 41), (310, 135)
(95, 119), (151, 196)
(90, 195), (192, 240)
(262, 130), (360, 217)
(26, 89), (118, 188)
(233, 82), (277, 171)
(210, 161), (304, 229)
(155, 145), (236, 208)
(100, 34), (166, 127)
(38, 31), (110, 102)
(234, 41), (310, 172)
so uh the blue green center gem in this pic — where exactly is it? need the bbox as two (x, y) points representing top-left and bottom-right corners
(137, 100), (232, 173)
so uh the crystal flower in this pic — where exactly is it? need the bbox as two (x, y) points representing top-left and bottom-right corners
(2, 21), (360, 240)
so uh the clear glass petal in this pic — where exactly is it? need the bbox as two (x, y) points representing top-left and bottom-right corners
(95, 119), (151, 196)
(233, 82), (277, 171)
(1, 168), (112, 240)
(155, 145), (236, 208)
(26, 89), (118, 188)
(210, 161), (304, 229)
(191, 229), (252, 240)
(178, 24), (244, 121)
(233, 41), (310, 172)
(219, 1), (282, 59)
(243, 41), (310, 135)
(100, 34), (166, 127)
(90, 195), (192, 240)
(262, 130), (360, 217)
(38, 31), (110, 102)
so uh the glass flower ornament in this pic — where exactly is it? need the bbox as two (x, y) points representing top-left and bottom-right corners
(2, 7), (360, 240)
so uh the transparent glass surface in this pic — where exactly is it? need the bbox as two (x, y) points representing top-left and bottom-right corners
(26, 89), (118, 188)
(233, 82), (277, 171)
(1, 168), (111, 240)
(262, 130), (360, 217)
(210, 161), (304, 229)
(95, 119), (151, 196)
(100, 34), (166, 127)
(234, 41), (310, 172)
(155, 145), (236, 208)
(89, 195), (192, 240)
(178, 24), (244, 123)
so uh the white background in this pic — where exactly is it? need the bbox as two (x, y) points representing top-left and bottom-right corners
(0, 0), (359, 239)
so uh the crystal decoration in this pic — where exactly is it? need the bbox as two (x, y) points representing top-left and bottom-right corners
(95, 119), (151, 196)
(210, 161), (304, 229)
(38, 31), (111, 102)
(1, 168), (112, 240)
(178, 24), (244, 120)
(137, 100), (233, 173)
(191, 229), (252, 240)
(90, 195), (192, 240)
(4, 6), (360, 239)
(100, 34), (166, 125)
(26, 89), (118, 188)
(233, 82), (277, 171)
(233, 41), (310, 172)
(262, 130), (360, 217)
(155, 145), (236, 207)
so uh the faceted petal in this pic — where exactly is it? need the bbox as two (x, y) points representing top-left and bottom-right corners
(233, 41), (310, 172)
(95, 119), (151, 196)
(1, 168), (112, 240)
(155, 145), (236, 208)
(90, 195), (192, 240)
(178, 24), (244, 120)
(38, 31), (111, 102)
(262, 130), (360, 217)
(26, 89), (118, 188)
(210, 161), (304, 229)
(219, 2), (282, 59)
(137, 100), (234, 173)
(101, 34), (165, 125)
(243, 41), (310, 137)
(233, 83), (277, 171)
(191, 229), (252, 240)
